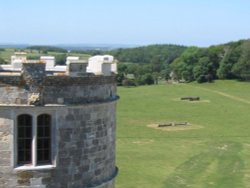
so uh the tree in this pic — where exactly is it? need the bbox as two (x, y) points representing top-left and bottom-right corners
(27, 55), (40, 60)
(197, 75), (207, 83)
(232, 40), (250, 80)
(0, 57), (7, 64)
(194, 57), (210, 81)
(152, 72), (161, 84)
(161, 64), (171, 80)
(118, 64), (128, 75)
(217, 46), (241, 79)
(140, 74), (154, 85)
(116, 73), (125, 86)
(170, 47), (201, 82)
(110, 44), (187, 64)
(55, 54), (67, 65)
(122, 79), (136, 87)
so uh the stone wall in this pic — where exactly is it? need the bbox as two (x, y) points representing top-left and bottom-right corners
(0, 101), (117, 188)
(0, 75), (117, 105)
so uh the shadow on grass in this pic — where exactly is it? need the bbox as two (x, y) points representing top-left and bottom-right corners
(163, 141), (244, 188)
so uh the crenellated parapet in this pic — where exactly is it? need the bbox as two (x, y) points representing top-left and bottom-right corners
(1, 54), (117, 76)
(0, 54), (118, 106)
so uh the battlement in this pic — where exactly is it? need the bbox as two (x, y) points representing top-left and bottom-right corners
(0, 62), (117, 106)
(0, 54), (117, 76)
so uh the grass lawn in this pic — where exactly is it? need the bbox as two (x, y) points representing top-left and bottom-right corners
(116, 80), (250, 188)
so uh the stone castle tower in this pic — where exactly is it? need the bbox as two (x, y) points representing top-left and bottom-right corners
(0, 55), (118, 188)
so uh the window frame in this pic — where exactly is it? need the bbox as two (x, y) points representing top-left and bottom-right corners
(17, 114), (33, 165)
(37, 114), (52, 165)
(14, 113), (55, 170)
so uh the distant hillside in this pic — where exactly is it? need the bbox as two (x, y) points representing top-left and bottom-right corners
(57, 44), (137, 51)
(0, 44), (29, 49)
(27, 45), (67, 53)
(109, 44), (187, 64)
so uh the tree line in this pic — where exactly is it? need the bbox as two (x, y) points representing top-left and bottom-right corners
(171, 39), (250, 83)
(112, 39), (250, 85)
(27, 46), (68, 53)
(110, 44), (187, 86)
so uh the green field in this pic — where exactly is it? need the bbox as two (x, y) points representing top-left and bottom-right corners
(116, 80), (250, 188)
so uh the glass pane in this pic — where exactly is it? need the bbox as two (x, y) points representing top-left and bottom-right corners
(25, 139), (31, 149)
(37, 114), (51, 164)
(25, 150), (31, 162)
(18, 139), (25, 150)
(44, 150), (49, 161)
(38, 127), (44, 137)
(37, 139), (43, 149)
(25, 127), (32, 138)
(17, 114), (32, 165)
(18, 127), (25, 138)
(44, 139), (50, 148)
(44, 127), (50, 137)
(26, 116), (32, 126)
(18, 151), (24, 162)
(37, 150), (43, 161)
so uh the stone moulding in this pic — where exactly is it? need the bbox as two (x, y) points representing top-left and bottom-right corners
(0, 96), (120, 107)
(0, 75), (116, 86)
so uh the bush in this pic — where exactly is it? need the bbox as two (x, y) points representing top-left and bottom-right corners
(0, 58), (7, 64)
(122, 79), (137, 87)
(136, 74), (155, 85)
(55, 54), (67, 65)
(116, 73), (125, 86)
(196, 75), (207, 83)
(27, 55), (40, 60)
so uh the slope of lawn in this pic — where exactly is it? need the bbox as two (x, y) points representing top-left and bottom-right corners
(116, 80), (250, 188)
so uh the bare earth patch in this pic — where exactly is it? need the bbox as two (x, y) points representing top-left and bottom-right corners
(216, 144), (228, 150)
(148, 123), (203, 131)
(132, 139), (155, 145)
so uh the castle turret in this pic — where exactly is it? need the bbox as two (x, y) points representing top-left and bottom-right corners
(0, 58), (118, 188)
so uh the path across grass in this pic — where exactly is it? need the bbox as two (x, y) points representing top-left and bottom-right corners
(187, 83), (250, 105)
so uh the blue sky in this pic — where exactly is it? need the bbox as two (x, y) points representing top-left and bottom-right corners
(0, 0), (250, 47)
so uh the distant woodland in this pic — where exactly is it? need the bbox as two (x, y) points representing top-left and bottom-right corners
(1, 39), (250, 85)
(110, 39), (250, 85)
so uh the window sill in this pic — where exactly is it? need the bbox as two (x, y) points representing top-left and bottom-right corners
(14, 164), (55, 171)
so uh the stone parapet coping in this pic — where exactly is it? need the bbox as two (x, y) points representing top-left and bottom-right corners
(0, 75), (116, 86)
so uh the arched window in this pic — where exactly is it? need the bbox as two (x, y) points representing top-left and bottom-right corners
(17, 114), (32, 165)
(37, 114), (51, 164)
(16, 114), (52, 167)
